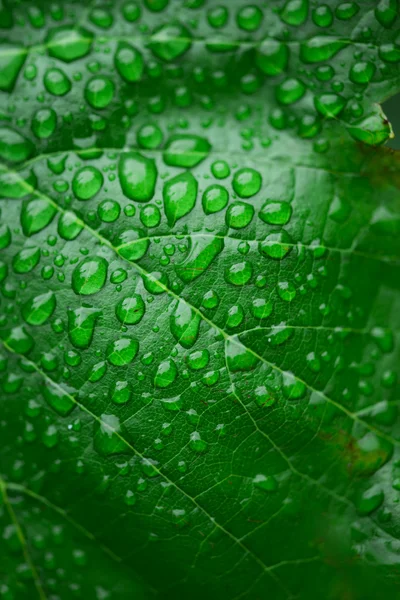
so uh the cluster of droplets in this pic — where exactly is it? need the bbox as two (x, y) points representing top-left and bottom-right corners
(0, 0), (398, 160)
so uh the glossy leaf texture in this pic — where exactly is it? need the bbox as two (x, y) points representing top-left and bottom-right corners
(1, 1), (400, 599)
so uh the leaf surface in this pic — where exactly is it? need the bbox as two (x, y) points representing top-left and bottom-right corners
(1, 2), (400, 599)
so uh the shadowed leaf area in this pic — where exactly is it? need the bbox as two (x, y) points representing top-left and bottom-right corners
(0, 1), (400, 599)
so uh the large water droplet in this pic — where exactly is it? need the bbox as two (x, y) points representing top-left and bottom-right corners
(202, 185), (229, 214)
(256, 39), (289, 76)
(106, 338), (139, 365)
(300, 36), (348, 63)
(0, 44), (27, 92)
(150, 24), (192, 61)
(115, 42), (144, 82)
(4, 326), (34, 354)
(163, 135), (210, 168)
(22, 292), (56, 326)
(226, 338), (259, 372)
(72, 166), (103, 200)
(115, 229), (149, 261)
(47, 27), (93, 62)
(163, 172), (197, 226)
(21, 199), (57, 236)
(67, 306), (101, 348)
(94, 414), (129, 456)
(12, 246), (40, 273)
(176, 236), (223, 282)
(154, 359), (178, 388)
(85, 76), (114, 109)
(44, 68), (71, 96)
(0, 127), (33, 163)
(119, 152), (157, 202)
(232, 168), (262, 198)
(43, 382), (75, 416)
(72, 256), (108, 295)
(116, 295), (145, 325)
(58, 211), (83, 240)
(170, 300), (201, 349)
(225, 261), (252, 286)
(259, 231), (292, 260)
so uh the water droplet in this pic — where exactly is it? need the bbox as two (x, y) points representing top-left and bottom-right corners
(170, 300), (201, 348)
(67, 306), (101, 348)
(259, 201), (291, 225)
(140, 204), (161, 227)
(47, 27), (93, 62)
(232, 168), (262, 198)
(143, 270), (168, 294)
(300, 36), (348, 63)
(254, 385), (276, 407)
(154, 359), (177, 388)
(163, 135), (210, 168)
(189, 431), (208, 453)
(276, 78), (305, 105)
(256, 39), (289, 76)
(115, 42), (144, 82)
(12, 246), (40, 273)
(22, 292), (56, 326)
(72, 256), (108, 295)
(0, 169), (37, 199)
(350, 61), (375, 84)
(281, 0), (308, 26)
(58, 211), (83, 240)
(202, 185), (229, 215)
(282, 371), (305, 399)
(237, 5), (263, 31)
(119, 152), (157, 202)
(116, 295), (145, 325)
(72, 166), (103, 200)
(21, 199), (57, 236)
(186, 349), (209, 370)
(176, 236), (224, 282)
(314, 94), (346, 118)
(106, 338), (139, 366)
(115, 229), (149, 261)
(88, 360), (107, 382)
(225, 261), (252, 286)
(111, 381), (131, 404)
(44, 67), (71, 96)
(277, 281), (296, 302)
(98, 199), (120, 223)
(43, 383), (75, 416)
(259, 231), (292, 260)
(0, 127), (33, 163)
(31, 108), (57, 139)
(163, 172), (197, 226)
(375, 0), (397, 27)
(226, 202), (254, 228)
(137, 124), (163, 149)
(90, 7), (113, 28)
(312, 5), (333, 26)
(5, 326), (34, 354)
(124, 490), (136, 506)
(251, 298), (273, 319)
(0, 44), (27, 92)
(226, 304), (244, 328)
(94, 414), (128, 456)
(85, 76), (114, 109)
(150, 24), (192, 61)
(253, 474), (278, 491)
(226, 338), (259, 372)
(356, 484), (384, 515)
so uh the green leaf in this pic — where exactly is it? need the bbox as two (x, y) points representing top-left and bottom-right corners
(0, 2), (400, 599)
